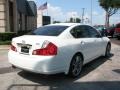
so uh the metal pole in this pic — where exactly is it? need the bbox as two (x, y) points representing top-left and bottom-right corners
(82, 8), (85, 24)
(91, 0), (92, 25)
(45, 0), (48, 16)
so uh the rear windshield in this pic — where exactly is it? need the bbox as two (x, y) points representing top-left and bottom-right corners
(116, 24), (120, 28)
(29, 25), (68, 36)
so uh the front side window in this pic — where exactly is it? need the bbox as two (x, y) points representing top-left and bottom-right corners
(29, 25), (68, 36)
(86, 26), (101, 38)
(70, 26), (89, 38)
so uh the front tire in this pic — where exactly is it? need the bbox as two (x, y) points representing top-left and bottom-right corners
(105, 43), (111, 57)
(68, 54), (83, 78)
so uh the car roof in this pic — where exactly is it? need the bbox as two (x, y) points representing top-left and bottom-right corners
(47, 23), (89, 27)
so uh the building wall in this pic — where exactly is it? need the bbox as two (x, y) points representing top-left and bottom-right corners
(7, 0), (18, 32)
(37, 10), (51, 27)
(0, 0), (6, 32)
(37, 10), (43, 27)
(0, 0), (37, 33)
(17, 13), (37, 31)
(27, 16), (37, 30)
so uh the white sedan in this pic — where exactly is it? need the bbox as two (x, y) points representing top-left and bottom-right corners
(8, 23), (111, 77)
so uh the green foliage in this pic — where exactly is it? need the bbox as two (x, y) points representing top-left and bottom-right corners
(53, 21), (61, 24)
(0, 30), (32, 41)
(99, 0), (120, 27)
(70, 18), (74, 22)
(0, 30), (32, 45)
(69, 17), (81, 23)
(0, 41), (11, 45)
(0, 32), (16, 41)
(76, 18), (81, 23)
(99, 0), (120, 10)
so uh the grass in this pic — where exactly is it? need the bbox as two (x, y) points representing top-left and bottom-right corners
(0, 41), (11, 45)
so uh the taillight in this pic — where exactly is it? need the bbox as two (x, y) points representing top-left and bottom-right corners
(32, 41), (57, 56)
(11, 44), (17, 52)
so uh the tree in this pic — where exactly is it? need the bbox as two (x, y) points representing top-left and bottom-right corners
(70, 17), (74, 23)
(99, 0), (120, 27)
(69, 17), (81, 23)
(53, 21), (61, 24)
(76, 18), (81, 23)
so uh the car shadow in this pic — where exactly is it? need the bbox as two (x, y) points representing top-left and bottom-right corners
(113, 69), (120, 74)
(80, 54), (113, 78)
(0, 66), (20, 74)
(7, 54), (116, 90)
(7, 81), (120, 90)
(18, 53), (114, 80)
(110, 38), (120, 46)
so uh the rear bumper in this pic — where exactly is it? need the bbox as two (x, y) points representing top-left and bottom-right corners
(8, 50), (65, 74)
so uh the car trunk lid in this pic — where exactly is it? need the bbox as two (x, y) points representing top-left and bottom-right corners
(12, 35), (57, 55)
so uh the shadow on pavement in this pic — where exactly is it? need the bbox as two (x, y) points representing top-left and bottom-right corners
(113, 69), (120, 74)
(80, 54), (113, 78)
(110, 38), (120, 46)
(7, 54), (117, 90)
(7, 81), (120, 90)
(0, 67), (20, 74)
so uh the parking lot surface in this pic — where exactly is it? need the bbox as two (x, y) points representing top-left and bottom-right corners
(0, 38), (120, 90)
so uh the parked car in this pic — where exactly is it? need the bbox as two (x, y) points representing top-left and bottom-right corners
(106, 26), (115, 37)
(114, 23), (120, 39)
(8, 23), (111, 77)
(94, 26), (107, 36)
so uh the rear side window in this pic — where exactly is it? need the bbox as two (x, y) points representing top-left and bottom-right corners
(30, 25), (68, 36)
(70, 26), (89, 38)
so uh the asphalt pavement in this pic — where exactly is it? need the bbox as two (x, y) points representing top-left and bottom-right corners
(0, 38), (120, 90)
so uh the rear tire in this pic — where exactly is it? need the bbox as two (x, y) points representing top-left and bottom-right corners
(105, 43), (111, 57)
(68, 54), (83, 78)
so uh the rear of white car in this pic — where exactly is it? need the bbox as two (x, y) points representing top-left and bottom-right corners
(8, 35), (71, 74)
(8, 23), (111, 77)
(8, 25), (71, 74)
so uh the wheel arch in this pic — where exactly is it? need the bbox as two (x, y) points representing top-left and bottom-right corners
(72, 52), (84, 62)
(107, 41), (111, 46)
(104, 41), (111, 57)
(66, 52), (84, 76)
(65, 52), (84, 75)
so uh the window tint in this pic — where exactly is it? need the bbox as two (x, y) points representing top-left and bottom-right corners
(86, 26), (101, 38)
(70, 26), (89, 38)
(29, 25), (68, 36)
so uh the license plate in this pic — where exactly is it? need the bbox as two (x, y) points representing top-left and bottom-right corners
(21, 46), (29, 53)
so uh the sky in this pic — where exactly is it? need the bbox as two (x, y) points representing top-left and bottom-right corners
(28, 0), (120, 25)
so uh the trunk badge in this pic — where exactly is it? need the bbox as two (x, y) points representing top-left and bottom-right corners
(22, 40), (25, 44)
